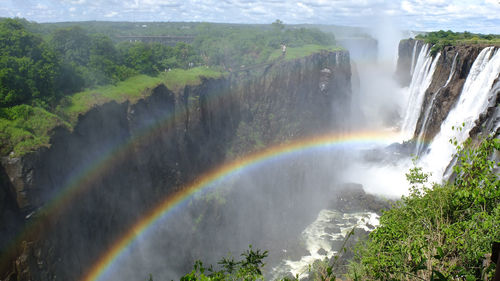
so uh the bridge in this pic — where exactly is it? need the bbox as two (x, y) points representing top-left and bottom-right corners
(115, 35), (195, 46)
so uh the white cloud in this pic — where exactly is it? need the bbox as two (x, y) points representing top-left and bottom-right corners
(104, 11), (118, 17)
(0, 0), (498, 33)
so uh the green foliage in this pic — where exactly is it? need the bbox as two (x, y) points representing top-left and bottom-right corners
(177, 228), (357, 281)
(180, 246), (268, 281)
(163, 67), (225, 92)
(117, 41), (201, 75)
(349, 137), (500, 280)
(416, 30), (500, 56)
(0, 17), (337, 156)
(0, 105), (70, 155)
(0, 18), (60, 107)
(268, 45), (342, 62)
(57, 74), (163, 123)
(58, 68), (223, 124)
(50, 26), (91, 66)
(193, 22), (336, 69)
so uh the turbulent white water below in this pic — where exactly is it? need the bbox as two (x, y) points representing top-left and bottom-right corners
(271, 210), (379, 279)
(272, 43), (500, 281)
(108, 41), (499, 281)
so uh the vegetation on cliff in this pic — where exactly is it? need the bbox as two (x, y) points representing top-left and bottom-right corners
(0, 105), (70, 155)
(0, 17), (338, 156)
(416, 30), (500, 56)
(349, 136), (500, 280)
(192, 20), (335, 68)
(58, 68), (223, 124)
(175, 137), (500, 281)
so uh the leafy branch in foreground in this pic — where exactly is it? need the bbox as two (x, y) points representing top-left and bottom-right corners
(179, 245), (268, 281)
(349, 136), (500, 280)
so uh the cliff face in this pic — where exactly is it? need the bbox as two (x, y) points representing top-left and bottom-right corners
(395, 39), (423, 87)
(396, 40), (500, 143)
(0, 51), (351, 280)
(415, 44), (487, 143)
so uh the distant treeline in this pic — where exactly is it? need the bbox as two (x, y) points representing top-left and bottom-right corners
(0, 18), (198, 108)
(0, 18), (335, 109)
(416, 30), (500, 55)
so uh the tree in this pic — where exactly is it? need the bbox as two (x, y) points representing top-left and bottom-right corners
(0, 18), (59, 107)
(50, 26), (91, 66)
(272, 19), (285, 31)
(180, 246), (269, 281)
(350, 137), (500, 280)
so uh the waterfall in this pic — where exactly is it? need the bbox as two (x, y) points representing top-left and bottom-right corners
(415, 52), (459, 155)
(410, 42), (418, 76)
(420, 47), (500, 182)
(400, 44), (441, 140)
(444, 53), (459, 87)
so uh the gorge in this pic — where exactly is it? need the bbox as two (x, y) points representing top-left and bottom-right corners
(1, 34), (499, 281)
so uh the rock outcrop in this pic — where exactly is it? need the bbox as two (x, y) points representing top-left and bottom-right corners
(395, 38), (423, 87)
(396, 40), (500, 144)
(0, 51), (351, 280)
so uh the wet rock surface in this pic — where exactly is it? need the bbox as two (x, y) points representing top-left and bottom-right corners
(269, 184), (392, 279)
(395, 38), (424, 87)
(329, 183), (393, 214)
(396, 40), (499, 145)
(0, 51), (352, 280)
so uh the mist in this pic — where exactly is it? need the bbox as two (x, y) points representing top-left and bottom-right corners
(1, 1), (499, 279)
(97, 20), (419, 281)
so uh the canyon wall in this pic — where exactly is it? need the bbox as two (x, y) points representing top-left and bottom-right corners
(396, 40), (500, 145)
(0, 50), (351, 280)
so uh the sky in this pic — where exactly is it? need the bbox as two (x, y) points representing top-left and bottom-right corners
(1, 0), (500, 34)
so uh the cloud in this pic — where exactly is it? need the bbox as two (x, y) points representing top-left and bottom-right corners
(0, 0), (498, 33)
(104, 11), (118, 17)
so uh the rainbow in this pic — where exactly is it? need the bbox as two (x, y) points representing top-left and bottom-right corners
(0, 82), (235, 266)
(81, 130), (400, 281)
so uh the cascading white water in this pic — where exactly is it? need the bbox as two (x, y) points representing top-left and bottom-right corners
(400, 44), (441, 140)
(271, 211), (379, 279)
(281, 44), (499, 281)
(444, 53), (459, 87)
(415, 52), (459, 155)
(410, 42), (418, 76)
(419, 47), (500, 182)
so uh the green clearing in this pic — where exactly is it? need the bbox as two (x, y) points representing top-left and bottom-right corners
(268, 44), (343, 61)
(163, 67), (226, 92)
(0, 18), (341, 156)
(58, 67), (223, 124)
(58, 74), (164, 123)
(0, 67), (223, 156)
(0, 105), (71, 155)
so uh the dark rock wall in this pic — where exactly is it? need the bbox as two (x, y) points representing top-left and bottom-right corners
(0, 51), (351, 280)
(396, 39), (499, 144)
(415, 45), (490, 144)
(395, 39), (423, 87)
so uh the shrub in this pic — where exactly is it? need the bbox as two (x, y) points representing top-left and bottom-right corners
(349, 137), (500, 280)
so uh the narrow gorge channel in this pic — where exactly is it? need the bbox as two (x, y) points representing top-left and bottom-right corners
(1, 37), (499, 281)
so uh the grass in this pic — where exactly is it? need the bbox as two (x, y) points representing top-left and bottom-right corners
(163, 67), (225, 92)
(0, 105), (71, 156)
(268, 44), (343, 62)
(0, 67), (225, 156)
(58, 67), (224, 124)
(58, 75), (164, 123)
